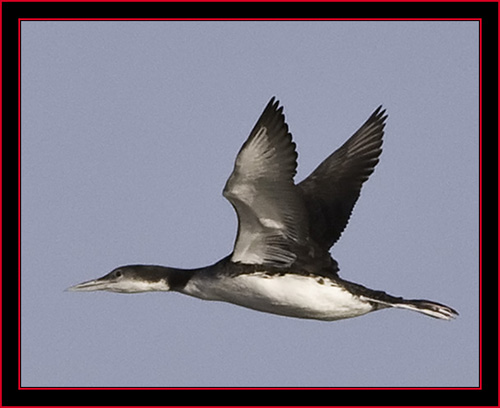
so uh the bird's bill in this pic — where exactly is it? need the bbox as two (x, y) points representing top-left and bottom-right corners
(66, 277), (108, 292)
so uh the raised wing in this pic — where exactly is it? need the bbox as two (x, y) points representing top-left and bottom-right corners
(223, 98), (308, 266)
(298, 106), (387, 250)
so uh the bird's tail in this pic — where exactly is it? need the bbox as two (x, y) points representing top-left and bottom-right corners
(367, 296), (459, 320)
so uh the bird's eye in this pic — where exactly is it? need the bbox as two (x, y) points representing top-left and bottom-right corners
(114, 270), (122, 278)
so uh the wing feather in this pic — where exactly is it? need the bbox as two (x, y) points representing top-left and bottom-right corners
(298, 106), (387, 249)
(224, 98), (308, 266)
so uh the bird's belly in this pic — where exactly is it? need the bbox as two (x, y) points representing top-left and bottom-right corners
(185, 273), (373, 321)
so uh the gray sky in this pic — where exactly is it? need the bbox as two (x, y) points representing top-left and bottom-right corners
(21, 20), (479, 388)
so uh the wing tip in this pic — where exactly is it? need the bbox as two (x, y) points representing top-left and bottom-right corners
(267, 96), (280, 110)
(372, 104), (388, 123)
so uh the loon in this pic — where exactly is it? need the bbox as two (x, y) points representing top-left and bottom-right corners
(68, 98), (458, 321)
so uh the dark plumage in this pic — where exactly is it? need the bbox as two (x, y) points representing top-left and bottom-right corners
(68, 98), (458, 321)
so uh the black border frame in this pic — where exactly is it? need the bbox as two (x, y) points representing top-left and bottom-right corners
(4, 1), (495, 406)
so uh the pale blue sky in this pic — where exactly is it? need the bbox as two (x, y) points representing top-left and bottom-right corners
(21, 20), (478, 387)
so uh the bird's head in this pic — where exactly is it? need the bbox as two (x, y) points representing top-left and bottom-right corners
(66, 265), (173, 293)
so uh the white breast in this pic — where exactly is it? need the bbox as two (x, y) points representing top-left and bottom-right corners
(181, 272), (374, 321)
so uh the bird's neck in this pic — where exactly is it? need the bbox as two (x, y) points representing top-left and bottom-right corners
(126, 265), (198, 292)
(129, 256), (230, 293)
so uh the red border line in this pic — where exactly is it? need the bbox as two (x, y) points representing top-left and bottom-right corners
(17, 13), (22, 395)
(4, 0), (498, 2)
(18, 17), (481, 21)
(17, 16), (483, 393)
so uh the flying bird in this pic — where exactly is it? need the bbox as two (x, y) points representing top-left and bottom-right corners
(68, 98), (458, 321)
